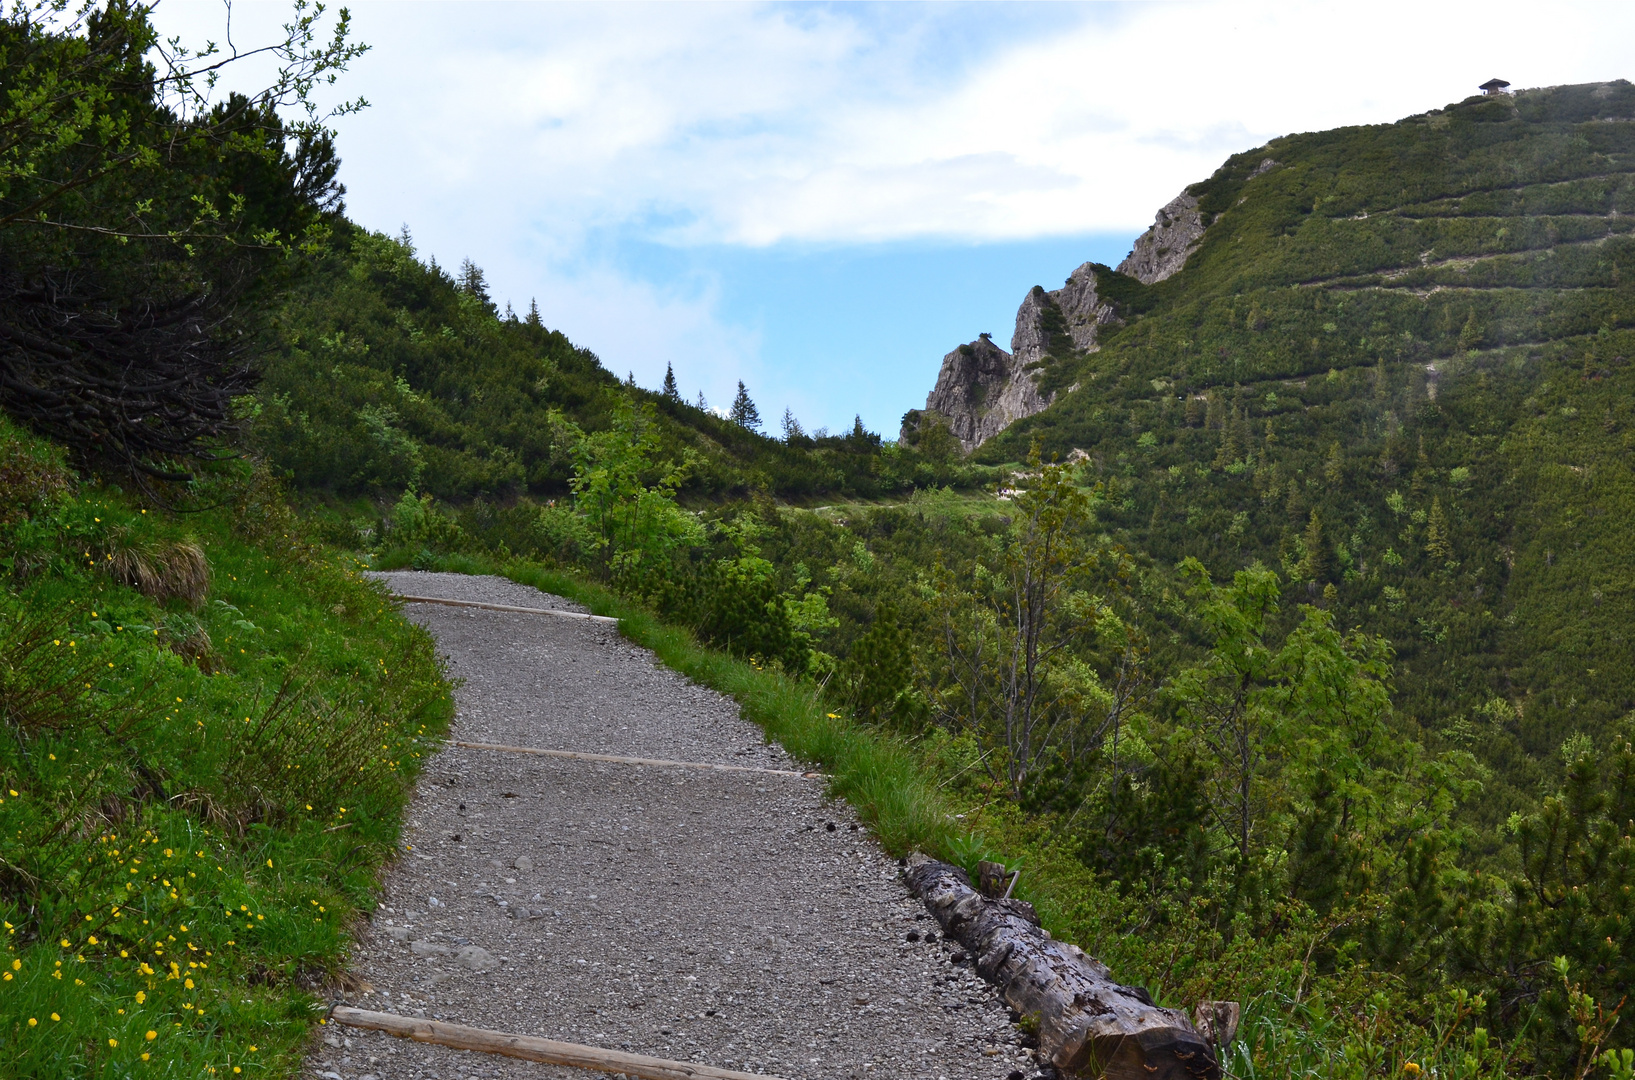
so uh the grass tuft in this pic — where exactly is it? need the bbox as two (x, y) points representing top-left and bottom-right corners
(106, 538), (210, 610)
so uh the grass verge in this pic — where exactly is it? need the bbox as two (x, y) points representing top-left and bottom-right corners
(0, 420), (453, 1079)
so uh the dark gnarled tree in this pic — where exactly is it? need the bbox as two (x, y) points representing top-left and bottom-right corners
(0, 1), (362, 484)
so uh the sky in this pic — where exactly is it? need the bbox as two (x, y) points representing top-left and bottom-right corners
(151, 1), (1635, 436)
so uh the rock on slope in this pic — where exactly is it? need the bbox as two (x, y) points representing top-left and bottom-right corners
(909, 189), (1208, 452)
(1116, 190), (1207, 285)
(910, 261), (1118, 452)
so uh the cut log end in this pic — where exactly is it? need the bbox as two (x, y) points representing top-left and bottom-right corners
(905, 856), (1220, 1080)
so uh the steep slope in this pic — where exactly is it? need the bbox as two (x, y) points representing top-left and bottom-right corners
(975, 79), (1635, 817)
(258, 225), (968, 504)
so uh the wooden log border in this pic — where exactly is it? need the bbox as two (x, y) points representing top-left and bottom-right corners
(453, 740), (822, 778)
(330, 1006), (784, 1080)
(398, 594), (620, 623)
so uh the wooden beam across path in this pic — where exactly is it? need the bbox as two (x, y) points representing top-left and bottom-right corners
(330, 1006), (784, 1080)
(453, 740), (822, 778)
(398, 594), (620, 624)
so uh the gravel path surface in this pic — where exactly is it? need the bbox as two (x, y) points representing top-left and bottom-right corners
(309, 571), (1034, 1080)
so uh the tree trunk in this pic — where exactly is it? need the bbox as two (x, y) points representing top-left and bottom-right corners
(906, 856), (1219, 1080)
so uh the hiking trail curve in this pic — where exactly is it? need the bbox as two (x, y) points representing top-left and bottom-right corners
(307, 570), (1035, 1080)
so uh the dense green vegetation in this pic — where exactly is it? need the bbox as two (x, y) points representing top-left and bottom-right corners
(0, 7), (456, 1077)
(5, 3), (1635, 1073)
(0, 417), (450, 1076)
(347, 83), (1635, 1077)
(987, 81), (1635, 825)
(253, 224), (980, 504)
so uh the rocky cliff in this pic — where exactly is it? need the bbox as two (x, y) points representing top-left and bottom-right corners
(1116, 190), (1206, 284)
(907, 261), (1118, 452)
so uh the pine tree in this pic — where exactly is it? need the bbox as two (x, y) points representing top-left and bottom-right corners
(729, 381), (761, 431)
(661, 363), (679, 400)
(1426, 497), (1452, 563)
(504, 301), (515, 322)
(781, 407), (804, 442)
(1325, 442), (1344, 483)
(1300, 509), (1332, 583)
(458, 258), (491, 306)
(525, 299), (542, 328)
(1411, 434), (1431, 497)
(1458, 309), (1482, 352)
(695, 391), (708, 411)
(1213, 403), (1241, 468)
(625, 371), (636, 388)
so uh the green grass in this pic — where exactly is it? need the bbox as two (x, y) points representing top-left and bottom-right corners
(0, 422), (453, 1078)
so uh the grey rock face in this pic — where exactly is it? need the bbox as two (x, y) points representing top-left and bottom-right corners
(915, 262), (1116, 453)
(920, 335), (1027, 453)
(1117, 191), (1206, 284)
(1055, 261), (1119, 351)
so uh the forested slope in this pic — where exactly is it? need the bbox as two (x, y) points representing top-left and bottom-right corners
(983, 80), (1635, 822)
(253, 225), (973, 504)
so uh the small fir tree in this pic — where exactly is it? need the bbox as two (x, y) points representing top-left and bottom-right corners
(1458, 308), (1482, 352)
(781, 407), (804, 442)
(1213, 404), (1241, 468)
(1426, 497), (1452, 563)
(661, 363), (679, 400)
(525, 299), (542, 327)
(1300, 508), (1332, 583)
(1325, 441), (1344, 483)
(729, 381), (761, 431)
(695, 390), (708, 411)
(458, 258), (491, 306)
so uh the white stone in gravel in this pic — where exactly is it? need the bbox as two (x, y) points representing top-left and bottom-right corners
(409, 940), (448, 957)
(455, 945), (499, 972)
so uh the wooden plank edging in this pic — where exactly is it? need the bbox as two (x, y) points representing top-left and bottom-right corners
(453, 741), (822, 778)
(398, 594), (620, 623)
(329, 1006), (784, 1080)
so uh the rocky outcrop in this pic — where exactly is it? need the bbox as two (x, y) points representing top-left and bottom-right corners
(1117, 191), (1206, 284)
(910, 262), (1117, 453)
(1053, 261), (1120, 351)
(915, 335), (1035, 453)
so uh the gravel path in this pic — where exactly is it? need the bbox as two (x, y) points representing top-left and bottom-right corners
(309, 571), (1034, 1080)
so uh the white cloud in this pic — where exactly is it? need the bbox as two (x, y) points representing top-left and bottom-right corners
(149, 0), (1635, 428)
(162, 1), (1635, 248)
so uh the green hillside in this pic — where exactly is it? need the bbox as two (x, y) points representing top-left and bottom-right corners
(291, 82), (1635, 1075)
(6, 7), (1635, 1069)
(985, 80), (1635, 823)
(253, 224), (975, 507)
